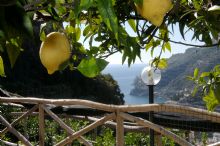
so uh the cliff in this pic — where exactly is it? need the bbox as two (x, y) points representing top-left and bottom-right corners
(130, 46), (220, 107)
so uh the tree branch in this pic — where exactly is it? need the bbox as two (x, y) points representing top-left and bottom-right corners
(100, 50), (119, 59)
(153, 36), (220, 47)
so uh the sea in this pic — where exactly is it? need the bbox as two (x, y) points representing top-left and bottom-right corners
(102, 64), (167, 105)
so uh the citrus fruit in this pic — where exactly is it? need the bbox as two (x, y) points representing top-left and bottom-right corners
(136, 0), (173, 26)
(39, 32), (71, 74)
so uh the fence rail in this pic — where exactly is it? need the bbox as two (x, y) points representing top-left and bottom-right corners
(1, 97), (220, 146)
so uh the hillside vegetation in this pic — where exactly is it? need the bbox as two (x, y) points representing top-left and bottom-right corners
(130, 46), (220, 107)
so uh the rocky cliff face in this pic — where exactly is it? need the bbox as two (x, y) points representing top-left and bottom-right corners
(130, 47), (220, 107)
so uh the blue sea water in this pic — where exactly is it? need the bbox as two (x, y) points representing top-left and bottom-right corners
(102, 64), (167, 105)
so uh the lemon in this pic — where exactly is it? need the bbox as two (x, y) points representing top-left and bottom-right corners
(39, 32), (71, 74)
(136, 0), (173, 26)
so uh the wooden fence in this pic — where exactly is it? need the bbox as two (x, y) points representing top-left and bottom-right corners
(1, 97), (220, 146)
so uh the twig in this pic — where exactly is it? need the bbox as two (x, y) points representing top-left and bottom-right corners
(100, 50), (119, 59)
(153, 36), (219, 47)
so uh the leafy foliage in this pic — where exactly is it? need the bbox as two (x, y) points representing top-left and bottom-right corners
(125, 132), (150, 145)
(77, 57), (109, 78)
(0, 0), (33, 70)
(97, 0), (118, 40)
(152, 57), (168, 70)
(189, 65), (220, 111)
(96, 128), (116, 146)
(0, 56), (5, 77)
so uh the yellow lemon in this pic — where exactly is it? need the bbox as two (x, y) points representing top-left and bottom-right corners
(39, 32), (71, 74)
(136, 0), (173, 26)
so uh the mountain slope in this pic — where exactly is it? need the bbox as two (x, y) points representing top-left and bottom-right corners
(130, 46), (220, 106)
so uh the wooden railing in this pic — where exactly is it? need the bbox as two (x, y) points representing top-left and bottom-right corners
(1, 97), (220, 146)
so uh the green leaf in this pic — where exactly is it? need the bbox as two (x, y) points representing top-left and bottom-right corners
(214, 83), (220, 102)
(179, 22), (185, 40)
(159, 25), (168, 40)
(40, 23), (47, 41)
(186, 76), (194, 81)
(56, 4), (66, 16)
(56, 0), (65, 3)
(75, 27), (81, 41)
(88, 46), (99, 55)
(145, 39), (154, 52)
(65, 25), (75, 34)
(83, 25), (91, 36)
(6, 39), (21, 68)
(96, 58), (109, 71)
(40, 30), (46, 41)
(15, 2), (33, 37)
(74, 0), (81, 18)
(203, 88), (219, 111)
(192, 0), (202, 10)
(202, 31), (212, 45)
(200, 72), (210, 77)
(122, 53), (127, 64)
(164, 42), (171, 52)
(97, 0), (118, 40)
(48, 5), (60, 20)
(192, 86), (198, 96)
(194, 68), (199, 78)
(214, 65), (220, 72)
(150, 48), (154, 57)
(128, 19), (136, 32)
(80, 0), (94, 10)
(66, 26), (81, 41)
(77, 57), (109, 78)
(22, 10), (33, 37)
(156, 58), (168, 69)
(0, 56), (6, 77)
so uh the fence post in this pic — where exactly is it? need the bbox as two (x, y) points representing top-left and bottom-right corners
(116, 111), (124, 146)
(155, 133), (162, 146)
(39, 104), (45, 146)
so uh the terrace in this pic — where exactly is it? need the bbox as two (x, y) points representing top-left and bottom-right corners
(1, 97), (220, 146)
